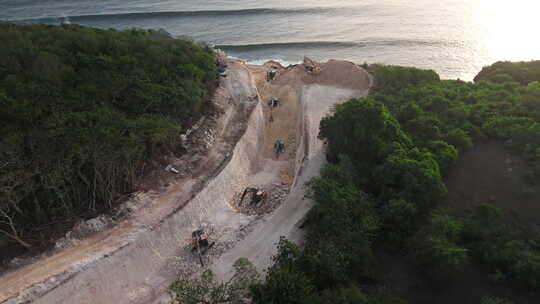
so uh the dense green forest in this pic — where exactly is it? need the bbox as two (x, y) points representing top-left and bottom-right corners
(0, 23), (216, 253)
(174, 61), (540, 303)
(474, 61), (540, 85)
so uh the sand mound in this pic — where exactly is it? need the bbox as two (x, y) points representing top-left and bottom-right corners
(273, 59), (372, 91)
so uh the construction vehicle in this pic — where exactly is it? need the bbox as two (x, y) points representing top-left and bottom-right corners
(191, 227), (215, 266)
(241, 187), (268, 205)
(267, 96), (280, 108)
(266, 70), (277, 81)
(303, 56), (322, 75)
(274, 140), (285, 158)
(218, 67), (227, 77)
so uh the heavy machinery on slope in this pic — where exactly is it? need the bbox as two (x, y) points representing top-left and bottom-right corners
(191, 226), (215, 266)
(303, 56), (322, 75)
(241, 187), (268, 205)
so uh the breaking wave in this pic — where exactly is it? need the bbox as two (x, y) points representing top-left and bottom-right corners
(215, 39), (451, 51)
(18, 7), (344, 23)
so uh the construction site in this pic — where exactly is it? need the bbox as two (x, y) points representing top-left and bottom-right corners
(0, 55), (372, 304)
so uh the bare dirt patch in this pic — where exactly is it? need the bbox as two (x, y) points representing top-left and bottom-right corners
(377, 250), (540, 304)
(444, 140), (540, 233)
(270, 60), (372, 90)
(211, 61), (372, 281)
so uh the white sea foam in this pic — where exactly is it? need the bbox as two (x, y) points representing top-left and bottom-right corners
(226, 55), (301, 67)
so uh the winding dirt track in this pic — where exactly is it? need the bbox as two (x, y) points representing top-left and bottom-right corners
(0, 59), (371, 304)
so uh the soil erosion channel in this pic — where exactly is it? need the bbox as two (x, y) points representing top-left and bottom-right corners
(0, 59), (371, 304)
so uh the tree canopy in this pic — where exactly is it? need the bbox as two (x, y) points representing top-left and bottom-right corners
(249, 61), (540, 303)
(0, 23), (216, 252)
(474, 60), (540, 85)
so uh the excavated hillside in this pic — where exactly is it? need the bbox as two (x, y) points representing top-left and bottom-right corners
(0, 58), (372, 304)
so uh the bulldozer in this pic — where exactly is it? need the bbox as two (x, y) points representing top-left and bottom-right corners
(191, 227), (215, 266)
(303, 56), (322, 75)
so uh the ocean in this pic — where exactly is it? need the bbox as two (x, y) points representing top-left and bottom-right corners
(1, 0), (539, 80)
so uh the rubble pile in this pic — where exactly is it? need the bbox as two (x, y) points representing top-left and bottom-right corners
(167, 86), (230, 178)
(186, 122), (217, 153)
(53, 215), (113, 249)
(113, 191), (157, 219)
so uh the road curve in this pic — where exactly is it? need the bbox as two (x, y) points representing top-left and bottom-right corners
(0, 59), (261, 304)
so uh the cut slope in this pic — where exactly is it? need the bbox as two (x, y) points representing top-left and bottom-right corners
(0, 59), (372, 304)
(211, 61), (372, 280)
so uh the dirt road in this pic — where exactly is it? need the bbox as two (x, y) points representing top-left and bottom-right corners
(0, 59), (371, 304)
(0, 59), (260, 304)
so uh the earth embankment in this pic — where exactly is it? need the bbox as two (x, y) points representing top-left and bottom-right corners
(0, 59), (372, 304)
(211, 61), (372, 279)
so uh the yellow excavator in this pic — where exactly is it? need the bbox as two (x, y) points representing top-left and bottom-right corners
(303, 56), (322, 75)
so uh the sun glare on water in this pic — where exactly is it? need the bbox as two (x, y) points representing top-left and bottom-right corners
(478, 0), (540, 63)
